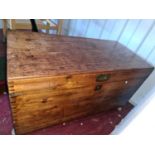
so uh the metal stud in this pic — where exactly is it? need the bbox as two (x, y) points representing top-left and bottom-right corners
(125, 80), (128, 84)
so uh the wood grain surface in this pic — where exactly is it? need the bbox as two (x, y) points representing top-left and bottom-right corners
(7, 31), (154, 134)
(7, 31), (152, 80)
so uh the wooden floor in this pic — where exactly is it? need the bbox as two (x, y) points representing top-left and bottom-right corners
(0, 30), (134, 135)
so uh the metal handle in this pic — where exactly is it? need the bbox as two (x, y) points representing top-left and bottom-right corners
(96, 74), (110, 82)
(10, 92), (23, 97)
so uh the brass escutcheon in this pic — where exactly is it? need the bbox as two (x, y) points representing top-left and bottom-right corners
(96, 74), (110, 82)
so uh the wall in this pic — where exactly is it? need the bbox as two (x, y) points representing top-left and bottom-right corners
(64, 19), (155, 105)
(111, 78), (155, 134)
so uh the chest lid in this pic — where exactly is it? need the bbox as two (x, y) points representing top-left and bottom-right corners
(7, 31), (153, 80)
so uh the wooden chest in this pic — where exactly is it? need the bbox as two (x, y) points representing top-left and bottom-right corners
(7, 31), (153, 134)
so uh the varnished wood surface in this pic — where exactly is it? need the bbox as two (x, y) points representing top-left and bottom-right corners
(8, 69), (152, 94)
(7, 31), (153, 80)
(7, 31), (154, 134)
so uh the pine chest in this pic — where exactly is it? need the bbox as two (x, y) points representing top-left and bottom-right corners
(7, 31), (153, 134)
